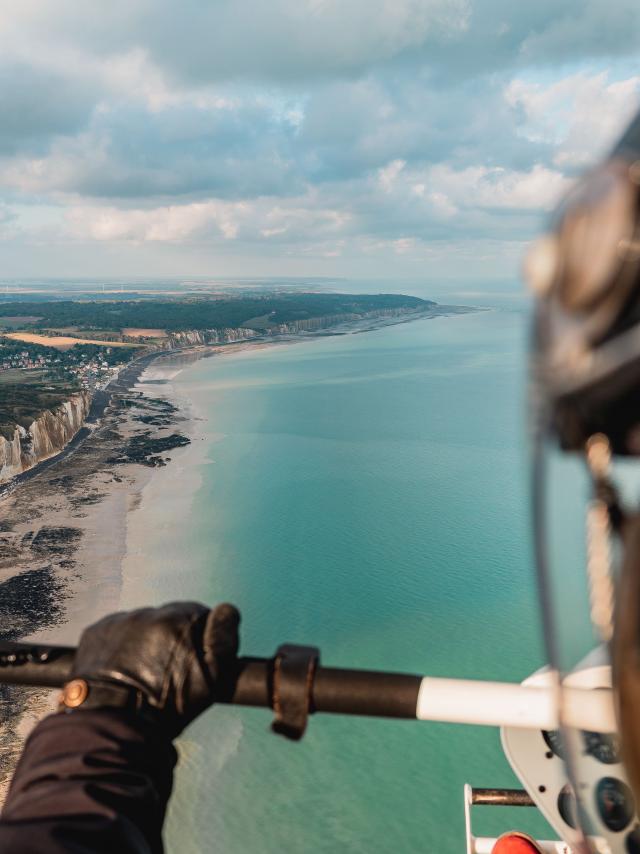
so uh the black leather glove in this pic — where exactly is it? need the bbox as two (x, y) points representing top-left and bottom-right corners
(58, 601), (240, 738)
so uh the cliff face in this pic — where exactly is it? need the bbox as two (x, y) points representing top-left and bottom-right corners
(0, 391), (91, 483)
(166, 327), (260, 348)
(166, 306), (431, 347)
(271, 305), (432, 334)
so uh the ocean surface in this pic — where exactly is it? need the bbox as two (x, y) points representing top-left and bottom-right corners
(125, 293), (550, 852)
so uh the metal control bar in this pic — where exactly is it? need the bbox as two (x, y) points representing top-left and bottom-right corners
(470, 788), (535, 807)
(0, 641), (616, 733)
(0, 641), (422, 721)
(464, 785), (571, 854)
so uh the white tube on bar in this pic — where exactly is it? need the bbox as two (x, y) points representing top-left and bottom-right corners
(416, 677), (616, 732)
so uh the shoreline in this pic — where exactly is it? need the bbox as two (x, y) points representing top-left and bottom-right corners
(0, 304), (478, 793)
(0, 336), (289, 790)
(0, 347), (194, 791)
(0, 303), (477, 495)
(120, 354), (212, 609)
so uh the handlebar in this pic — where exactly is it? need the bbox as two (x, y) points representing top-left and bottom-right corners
(0, 640), (615, 733)
(0, 641), (422, 720)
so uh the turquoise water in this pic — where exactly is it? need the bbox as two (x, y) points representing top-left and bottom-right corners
(157, 306), (547, 852)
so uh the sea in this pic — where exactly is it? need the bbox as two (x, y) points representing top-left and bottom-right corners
(123, 282), (550, 852)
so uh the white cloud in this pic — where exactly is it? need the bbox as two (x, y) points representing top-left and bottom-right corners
(506, 71), (640, 169)
(259, 204), (352, 239)
(1, 1), (638, 278)
(373, 161), (570, 216)
(378, 159), (406, 192)
(411, 183), (457, 218)
(427, 190), (458, 218)
(427, 163), (571, 210)
(65, 196), (353, 245)
(66, 200), (249, 242)
(519, 0), (640, 66)
(392, 237), (417, 254)
(0, 0), (471, 86)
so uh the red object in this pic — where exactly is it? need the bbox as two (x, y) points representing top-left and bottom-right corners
(491, 831), (544, 854)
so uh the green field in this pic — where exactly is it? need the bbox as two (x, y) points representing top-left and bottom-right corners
(0, 316), (43, 329)
(0, 369), (47, 385)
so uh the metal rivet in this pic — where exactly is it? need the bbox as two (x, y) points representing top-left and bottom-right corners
(62, 678), (89, 708)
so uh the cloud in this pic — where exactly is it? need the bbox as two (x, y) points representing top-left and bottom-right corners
(59, 157), (567, 257)
(1, 0), (471, 86)
(423, 163), (570, 211)
(378, 160), (406, 193)
(0, 69), (555, 204)
(0, 62), (96, 154)
(416, 1), (640, 80)
(0, 96), (305, 200)
(1, 2), (640, 278)
(65, 196), (354, 246)
(3, 0), (638, 88)
(518, 0), (640, 65)
(66, 201), (248, 242)
(506, 70), (640, 169)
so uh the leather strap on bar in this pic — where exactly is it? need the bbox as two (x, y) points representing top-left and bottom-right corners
(271, 643), (319, 740)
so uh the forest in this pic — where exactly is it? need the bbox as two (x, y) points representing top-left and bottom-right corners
(0, 293), (433, 333)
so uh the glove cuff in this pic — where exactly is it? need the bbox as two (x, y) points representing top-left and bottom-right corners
(58, 678), (144, 715)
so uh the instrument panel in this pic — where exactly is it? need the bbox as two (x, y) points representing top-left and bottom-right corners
(502, 663), (639, 854)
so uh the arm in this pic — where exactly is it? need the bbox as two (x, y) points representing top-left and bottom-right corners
(0, 710), (176, 854)
(0, 602), (240, 854)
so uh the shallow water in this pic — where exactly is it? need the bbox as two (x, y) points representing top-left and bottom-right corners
(127, 304), (549, 851)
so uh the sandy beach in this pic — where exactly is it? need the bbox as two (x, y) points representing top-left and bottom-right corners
(120, 352), (213, 609)
(0, 335), (291, 793)
(0, 348), (207, 792)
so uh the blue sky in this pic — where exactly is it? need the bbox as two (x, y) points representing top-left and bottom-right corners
(0, 1), (639, 284)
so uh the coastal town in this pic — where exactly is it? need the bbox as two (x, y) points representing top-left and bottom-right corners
(0, 337), (132, 392)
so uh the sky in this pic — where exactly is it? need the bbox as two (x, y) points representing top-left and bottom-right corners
(0, 1), (639, 284)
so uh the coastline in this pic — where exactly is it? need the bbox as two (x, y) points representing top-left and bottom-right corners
(0, 337), (293, 791)
(0, 346), (204, 787)
(120, 354), (212, 609)
(0, 305), (479, 793)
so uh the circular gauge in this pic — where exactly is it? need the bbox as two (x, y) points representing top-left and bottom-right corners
(626, 825), (640, 853)
(595, 777), (635, 833)
(582, 731), (621, 765)
(542, 729), (565, 759)
(557, 784), (578, 829)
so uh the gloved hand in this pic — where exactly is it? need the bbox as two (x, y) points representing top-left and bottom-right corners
(58, 601), (240, 737)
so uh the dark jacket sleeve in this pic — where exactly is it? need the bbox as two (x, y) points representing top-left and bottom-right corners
(0, 708), (177, 854)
